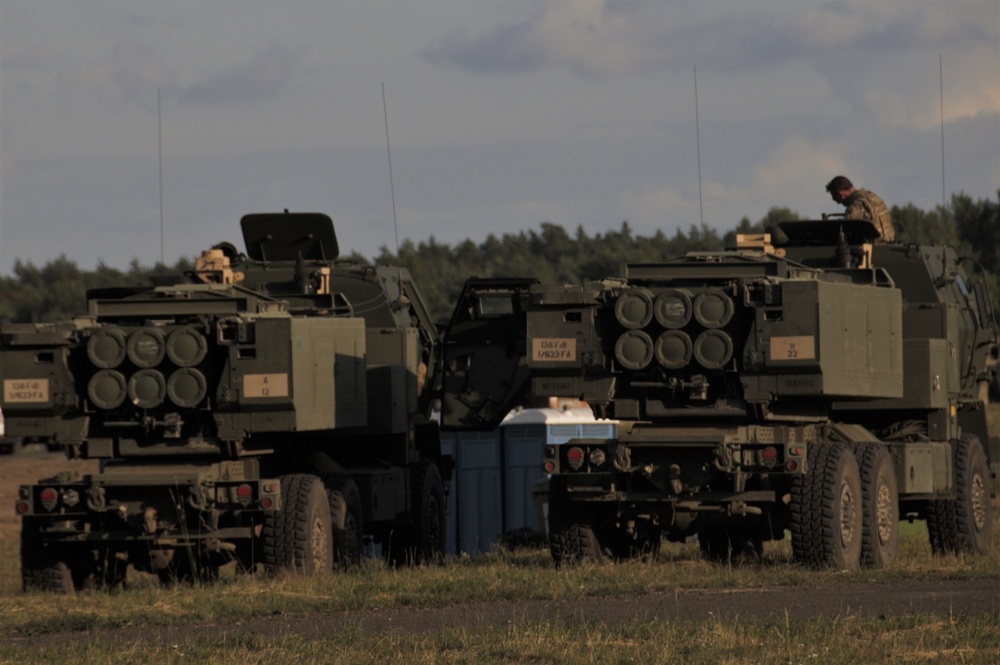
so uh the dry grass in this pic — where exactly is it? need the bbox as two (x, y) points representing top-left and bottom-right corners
(0, 407), (997, 664)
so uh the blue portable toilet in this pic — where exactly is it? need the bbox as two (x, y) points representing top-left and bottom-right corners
(440, 404), (616, 554)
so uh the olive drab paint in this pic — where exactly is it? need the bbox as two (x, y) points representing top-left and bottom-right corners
(442, 217), (998, 567)
(2, 211), (451, 591)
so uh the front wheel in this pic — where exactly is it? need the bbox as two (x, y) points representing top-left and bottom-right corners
(927, 434), (994, 556)
(547, 478), (607, 565)
(954, 435), (993, 555)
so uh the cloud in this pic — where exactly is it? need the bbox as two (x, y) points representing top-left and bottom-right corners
(865, 42), (1000, 130)
(424, 23), (546, 75)
(423, 1), (998, 88)
(3, 35), (302, 113)
(174, 46), (302, 106)
(422, 0), (645, 78)
(624, 136), (852, 229)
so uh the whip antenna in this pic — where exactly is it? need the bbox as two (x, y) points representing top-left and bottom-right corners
(939, 54), (946, 209)
(383, 83), (400, 257)
(158, 87), (164, 264)
(694, 66), (705, 239)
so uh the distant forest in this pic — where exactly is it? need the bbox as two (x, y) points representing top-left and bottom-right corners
(1, 191), (997, 325)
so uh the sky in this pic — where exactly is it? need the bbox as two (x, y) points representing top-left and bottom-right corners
(1, 1), (998, 275)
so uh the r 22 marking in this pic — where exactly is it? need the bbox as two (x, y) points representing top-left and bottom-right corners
(770, 336), (815, 361)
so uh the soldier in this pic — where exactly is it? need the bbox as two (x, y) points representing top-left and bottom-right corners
(825, 175), (895, 243)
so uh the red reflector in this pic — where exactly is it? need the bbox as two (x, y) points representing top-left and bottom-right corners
(16, 501), (30, 515)
(543, 460), (556, 473)
(38, 488), (58, 511)
(260, 497), (273, 509)
(786, 460), (798, 472)
(236, 484), (253, 498)
(762, 446), (778, 461)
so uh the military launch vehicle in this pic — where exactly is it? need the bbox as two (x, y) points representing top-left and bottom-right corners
(2, 212), (450, 592)
(442, 219), (998, 568)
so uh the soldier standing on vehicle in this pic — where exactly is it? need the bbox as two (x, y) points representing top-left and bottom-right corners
(825, 175), (895, 243)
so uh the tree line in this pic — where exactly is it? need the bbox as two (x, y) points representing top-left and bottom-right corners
(1, 192), (997, 325)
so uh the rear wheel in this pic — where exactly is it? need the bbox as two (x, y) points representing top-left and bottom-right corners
(790, 443), (862, 569)
(328, 475), (365, 569)
(852, 443), (899, 567)
(386, 461), (446, 566)
(20, 519), (75, 595)
(262, 474), (333, 575)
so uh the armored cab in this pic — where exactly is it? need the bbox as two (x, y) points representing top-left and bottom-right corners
(442, 219), (997, 568)
(1, 212), (449, 592)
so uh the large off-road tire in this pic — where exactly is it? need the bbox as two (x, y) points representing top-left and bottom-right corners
(262, 474), (333, 575)
(327, 475), (365, 569)
(928, 434), (993, 555)
(547, 478), (607, 565)
(926, 495), (959, 555)
(698, 524), (763, 565)
(20, 519), (75, 595)
(386, 461), (446, 566)
(954, 435), (993, 555)
(790, 443), (863, 570)
(927, 434), (994, 556)
(852, 442), (899, 567)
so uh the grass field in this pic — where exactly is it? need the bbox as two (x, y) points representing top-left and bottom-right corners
(0, 403), (997, 663)
(0, 525), (998, 664)
(1, 501), (998, 663)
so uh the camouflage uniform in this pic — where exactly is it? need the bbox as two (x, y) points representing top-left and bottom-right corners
(843, 189), (894, 243)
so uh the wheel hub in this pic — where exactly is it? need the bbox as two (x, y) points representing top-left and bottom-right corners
(311, 510), (328, 570)
(840, 480), (857, 546)
(971, 474), (987, 531)
(875, 480), (895, 546)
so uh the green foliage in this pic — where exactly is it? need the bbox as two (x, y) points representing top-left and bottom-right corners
(890, 191), (1000, 317)
(384, 218), (752, 323)
(1, 196), (997, 325)
(0, 257), (193, 324)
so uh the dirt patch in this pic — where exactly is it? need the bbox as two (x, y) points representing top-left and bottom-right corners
(5, 578), (999, 649)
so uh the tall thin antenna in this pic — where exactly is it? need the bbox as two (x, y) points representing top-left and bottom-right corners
(694, 66), (705, 237)
(382, 82), (400, 257)
(939, 55), (946, 209)
(158, 87), (165, 264)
